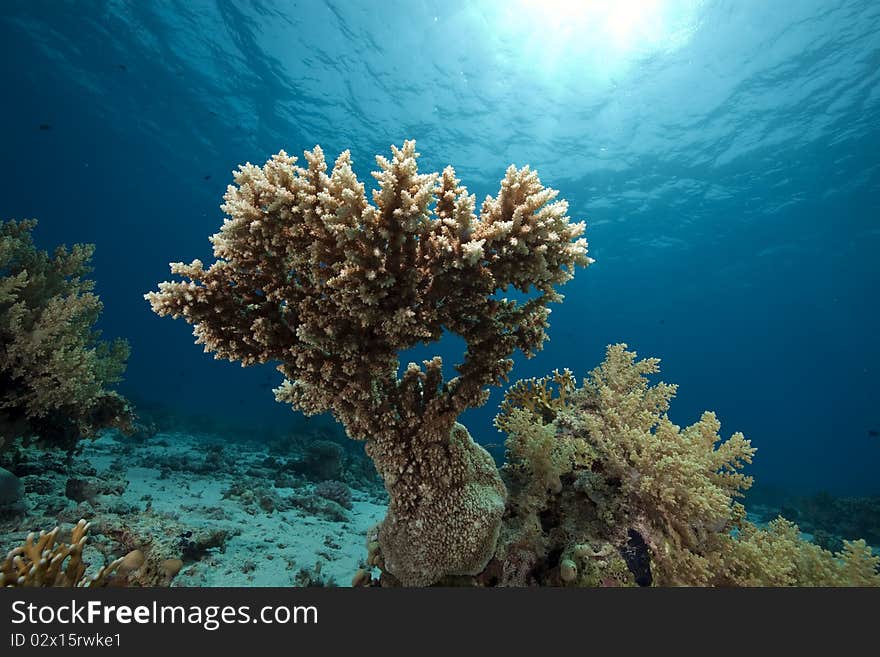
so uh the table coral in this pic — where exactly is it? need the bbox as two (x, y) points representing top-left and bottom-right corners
(0, 219), (133, 451)
(147, 140), (591, 585)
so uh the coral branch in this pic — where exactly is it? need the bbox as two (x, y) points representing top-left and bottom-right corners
(0, 520), (123, 587)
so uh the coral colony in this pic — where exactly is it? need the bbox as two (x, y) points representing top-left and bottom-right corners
(2, 142), (878, 586)
(0, 219), (133, 452)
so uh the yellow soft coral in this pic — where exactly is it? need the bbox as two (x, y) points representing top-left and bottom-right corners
(558, 344), (756, 584)
(0, 219), (132, 449)
(147, 141), (591, 585)
(494, 344), (878, 587)
(710, 518), (880, 586)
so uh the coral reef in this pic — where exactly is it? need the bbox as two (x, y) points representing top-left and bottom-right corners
(0, 219), (133, 452)
(488, 344), (880, 587)
(142, 139), (873, 588)
(147, 140), (590, 585)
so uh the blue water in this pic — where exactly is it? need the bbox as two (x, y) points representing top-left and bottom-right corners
(1, 0), (877, 494)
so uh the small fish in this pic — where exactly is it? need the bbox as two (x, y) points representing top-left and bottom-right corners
(117, 63), (127, 72)
(38, 123), (52, 131)
(868, 429), (879, 438)
(203, 174), (212, 180)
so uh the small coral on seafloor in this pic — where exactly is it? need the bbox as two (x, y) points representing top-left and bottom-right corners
(0, 519), (123, 587)
(295, 440), (345, 481)
(147, 140), (591, 585)
(314, 479), (353, 509)
(0, 219), (134, 452)
(489, 344), (880, 587)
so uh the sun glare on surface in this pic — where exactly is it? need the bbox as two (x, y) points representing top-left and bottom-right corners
(486, 0), (703, 81)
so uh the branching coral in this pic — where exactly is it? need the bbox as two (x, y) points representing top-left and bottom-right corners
(147, 140), (591, 585)
(0, 219), (133, 451)
(0, 519), (122, 587)
(497, 367), (576, 427)
(492, 344), (880, 587)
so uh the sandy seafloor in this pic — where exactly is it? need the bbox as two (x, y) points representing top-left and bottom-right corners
(0, 430), (388, 587)
(3, 429), (874, 587)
